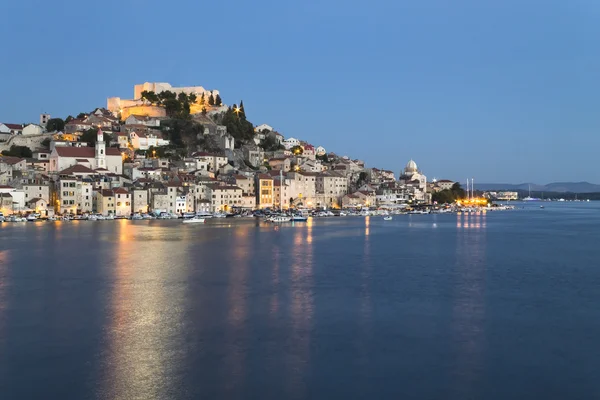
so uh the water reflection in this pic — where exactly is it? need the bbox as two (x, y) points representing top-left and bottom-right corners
(100, 221), (188, 400)
(456, 212), (487, 230)
(222, 224), (251, 398)
(451, 214), (487, 397)
(0, 250), (8, 340)
(287, 219), (314, 398)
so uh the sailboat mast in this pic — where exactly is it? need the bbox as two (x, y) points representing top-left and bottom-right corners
(466, 179), (469, 200)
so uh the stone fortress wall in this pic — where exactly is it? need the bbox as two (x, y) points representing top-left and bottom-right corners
(108, 82), (223, 118)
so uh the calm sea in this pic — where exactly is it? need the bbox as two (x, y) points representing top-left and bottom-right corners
(0, 203), (599, 399)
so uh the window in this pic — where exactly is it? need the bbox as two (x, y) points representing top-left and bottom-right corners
(170, 203), (173, 207)
(118, 194), (121, 199)
(63, 182), (68, 188)
(86, 196), (89, 200)
(126, 202), (130, 206)
(117, 202), (121, 206)
(25, 194), (28, 198)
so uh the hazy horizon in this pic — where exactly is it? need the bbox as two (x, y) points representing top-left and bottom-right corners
(1, 0), (599, 183)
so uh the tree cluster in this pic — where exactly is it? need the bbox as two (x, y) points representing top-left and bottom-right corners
(45, 118), (65, 132)
(140, 90), (222, 119)
(2, 145), (32, 158)
(259, 135), (283, 151)
(432, 183), (467, 204)
(80, 128), (113, 147)
(220, 102), (254, 147)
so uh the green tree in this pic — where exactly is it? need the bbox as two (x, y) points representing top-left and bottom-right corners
(1, 145), (33, 158)
(40, 138), (51, 148)
(291, 145), (303, 155)
(188, 93), (197, 104)
(208, 92), (215, 106)
(80, 128), (113, 147)
(259, 135), (280, 151)
(65, 115), (74, 123)
(158, 90), (176, 105)
(46, 118), (65, 132)
(202, 107), (207, 115)
(177, 92), (189, 103)
(200, 93), (205, 105)
(76, 112), (87, 119)
(316, 153), (329, 163)
(215, 93), (222, 106)
(239, 100), (246, 118)
(164, 99), (182, 118)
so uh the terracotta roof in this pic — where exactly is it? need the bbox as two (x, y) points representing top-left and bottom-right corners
(206, 183), (242, 190)
(59, 164), (96, 175)
(66, 119), (91, 125)
(100, 189), (114, 197)
(3, 124), (23, 130)
(257, 173), (273, 180)
(54, 147), (121, 158)
(113, 187), (129, 194)
(438, 179), (454, 183)
(0, 185), (13, 189)
(27, 197), (45, 204)
(0, 156), (25, 165)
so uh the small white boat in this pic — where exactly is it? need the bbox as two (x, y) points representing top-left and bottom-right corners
(196, 211), (213, 219)
(47, 216), (57, 221)
(269, 215), (292, 223)
(26, 214), (38, 222)
(182, 217), (205, 224)
(105, 214), (115, 220)
(87, 215), (98, 221)
(213, 212), (227, 218)
(96, 214), (106, 221)
(291, 215), (308, 221)
(131, 213), (143, 220)
(383, 216), (393, 221)
(141, 213), (154, 220)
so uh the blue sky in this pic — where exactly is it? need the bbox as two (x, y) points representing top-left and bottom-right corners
(1, 0), (599, 183)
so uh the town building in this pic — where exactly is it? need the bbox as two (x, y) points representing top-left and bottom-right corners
(49, 129), (123, 174)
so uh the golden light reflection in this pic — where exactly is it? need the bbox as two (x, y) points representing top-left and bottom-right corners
(451, 211), (487, 397)
(364, 216), (370, 237)
(0, 250), (8, 330)
(100, 221), (187, 399)
(456, 212), (487, 230)
(287, 215), (314, 397)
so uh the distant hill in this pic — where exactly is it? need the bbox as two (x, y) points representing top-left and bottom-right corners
(475, 182), (600, 193)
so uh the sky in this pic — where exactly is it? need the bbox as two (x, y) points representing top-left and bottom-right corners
(1, 0), (599, 183)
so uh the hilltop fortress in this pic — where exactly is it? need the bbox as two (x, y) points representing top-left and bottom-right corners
(107, 82), (225, 119)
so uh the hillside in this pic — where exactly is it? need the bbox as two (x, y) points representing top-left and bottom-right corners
(476, 182), (600, 193)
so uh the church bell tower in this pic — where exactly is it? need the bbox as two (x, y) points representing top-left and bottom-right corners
(95, 128), (106, 169)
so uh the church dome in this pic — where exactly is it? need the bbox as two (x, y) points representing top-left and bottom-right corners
(405, 159), (418, 172)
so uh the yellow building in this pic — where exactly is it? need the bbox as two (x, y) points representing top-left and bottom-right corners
(255, 173), (274, 209)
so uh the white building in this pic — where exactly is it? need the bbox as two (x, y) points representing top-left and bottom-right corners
(49, 129), (123, 174)
(283, 137), (300, 150)
(129, 131), (170, 150)
(22, 124), (44, 136)
(254, 124), (273, 132)
(125, 114), (161, 127)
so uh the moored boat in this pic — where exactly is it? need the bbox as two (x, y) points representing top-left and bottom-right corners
(182, 216), (205, 224)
